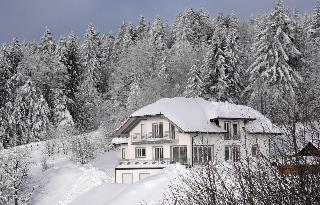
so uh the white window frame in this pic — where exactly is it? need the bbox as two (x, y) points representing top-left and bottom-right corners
(225, 145), (240, 162)
(232, 122), (240, 140)
(193, 145), (214, 164)
(153, 146), (164, 161)
(152, 122), (163, 138)
(135, 147), (146, 158)
(232, 145), (241, 162)
(169, 123), (175, 139)
(224, 122), (231, 140)
(171, 146), (188, 164)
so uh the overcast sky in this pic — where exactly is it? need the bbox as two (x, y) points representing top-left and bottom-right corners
(0, 0), (317, 44)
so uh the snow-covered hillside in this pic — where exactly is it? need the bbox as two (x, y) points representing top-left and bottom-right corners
(8, 130), (173, 205)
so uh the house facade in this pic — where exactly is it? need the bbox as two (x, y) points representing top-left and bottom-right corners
(112, 97), (280, 184)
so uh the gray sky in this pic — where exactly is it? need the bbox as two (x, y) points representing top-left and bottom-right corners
(0, 0), (317, 44)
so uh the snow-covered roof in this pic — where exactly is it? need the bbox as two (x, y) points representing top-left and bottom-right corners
(129, 97), (280, 134)
(112, 137), (129, 145)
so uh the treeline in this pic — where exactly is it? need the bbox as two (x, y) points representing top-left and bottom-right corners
(1, 0), (320, 148)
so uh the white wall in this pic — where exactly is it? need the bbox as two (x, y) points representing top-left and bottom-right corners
(115, 168), (164, 184)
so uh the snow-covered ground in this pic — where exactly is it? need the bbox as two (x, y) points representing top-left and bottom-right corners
(19, 130), (173, 205)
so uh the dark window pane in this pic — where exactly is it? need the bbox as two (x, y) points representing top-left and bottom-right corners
(180, 147), (187, 164)
(225, 146), (230, 161)
(233, 124), (238, 139)
(159, 123), (163, 138)
(193, 147), (198, 164)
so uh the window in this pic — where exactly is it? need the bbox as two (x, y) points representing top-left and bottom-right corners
(225, 146), (231, 161)
(154, 147), (164, 161)
(122, 148), (126, 159)
(232, 146), (240, 162)
(232, 123), (240, 140)
(169, 123), (175, 139)
(152, 123), (163, 138)
(136, 147), (146, 158)
(172, 146), (187, 164)
(225, 145), (240, 162)
(141, 124), (147, 139)
(193, 145), (213, 164)
(252, 144), (259, 157)
(224, 122), (231, 140)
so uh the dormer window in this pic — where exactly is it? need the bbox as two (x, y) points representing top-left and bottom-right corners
(232, 123), (240, 140)
(224, 122), (231, 140)
(224, 121), (240, 140)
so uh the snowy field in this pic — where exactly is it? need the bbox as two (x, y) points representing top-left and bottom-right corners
(16, 131), (173, 205)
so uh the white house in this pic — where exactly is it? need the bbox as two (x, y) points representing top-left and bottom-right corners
(112, 97), (280, 184)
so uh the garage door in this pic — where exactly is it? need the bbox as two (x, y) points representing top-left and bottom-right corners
(122, 173), (133, 184)
(139, 173), (150, 181)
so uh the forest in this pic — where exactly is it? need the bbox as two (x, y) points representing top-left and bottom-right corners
(0, 0), (320, 149)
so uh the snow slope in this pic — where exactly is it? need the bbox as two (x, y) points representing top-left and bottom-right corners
(2, 129), (174, 205)
(30, 150), (123, 205)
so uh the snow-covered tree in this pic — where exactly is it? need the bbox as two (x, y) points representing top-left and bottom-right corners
(74, 77), (102, 132)
(82, 24), (110, 94)
(70, 136), (95, 164)
(184, 60), (204, 98)
(52, 89), (74, 131)
(173, 8), (213, 46)
(0, 148), (33, 205)
(202, 27), (230, 101)
(0, 73), (51, 147)
(245, 0), (302, 114)
(0, 38), (23, 108)
(56, 33), (82, 123)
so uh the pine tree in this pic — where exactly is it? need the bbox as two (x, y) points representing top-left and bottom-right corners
(0, 38), (23, 108)
(20, 27), (68, 112)
(0, 73), (51, 147)
(184, 60), (204, 98)
(56, 33), (82, 120)
(52, 89), (74, 131)
(74, 77), (102, 132)
(173, 8), (212, 46)
(246, 0), (302, 114)
(136, 15), (149, 41)
(82, 24), (108, 94)
(39, 26), (56, 54)
(202, 25), (230, 101)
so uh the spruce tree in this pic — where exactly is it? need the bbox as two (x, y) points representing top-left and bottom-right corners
(246, 0), (302, 114)
(184, 60), (204, 98)
(1, 73), (51, 147)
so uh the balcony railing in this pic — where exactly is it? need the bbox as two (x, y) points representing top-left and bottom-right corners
(116, 158), (191, 168)
(130, 131), (175, 144)
(117, 159), (172, 168)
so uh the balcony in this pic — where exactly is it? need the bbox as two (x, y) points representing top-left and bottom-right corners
(130, 131), (176, 145)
